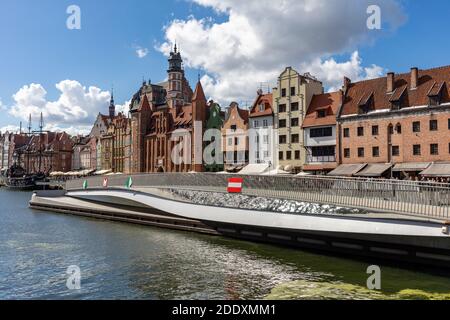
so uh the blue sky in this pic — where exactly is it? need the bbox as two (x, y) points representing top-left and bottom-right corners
(0, 0), (449, 133)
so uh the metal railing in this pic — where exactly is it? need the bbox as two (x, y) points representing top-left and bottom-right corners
(65, 173), (450, 220)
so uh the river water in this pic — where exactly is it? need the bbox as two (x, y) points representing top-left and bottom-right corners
(1, 189), (450, 300)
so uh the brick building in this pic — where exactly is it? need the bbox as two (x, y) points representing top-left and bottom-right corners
(129, 46), (207, 173)
(335, 65), (450, 179)
(24, 132), (73, 174)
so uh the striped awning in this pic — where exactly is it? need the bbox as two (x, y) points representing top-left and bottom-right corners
(328, 164), (367, 177)
(354, 163), (392, 177)
(420, 163), (450, 177)
(392, 162), (431, 172)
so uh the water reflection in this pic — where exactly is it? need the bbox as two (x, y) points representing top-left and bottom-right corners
(0, 190), (449, 300)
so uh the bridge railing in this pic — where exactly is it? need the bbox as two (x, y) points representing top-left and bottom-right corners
(65, 173), (450, 219)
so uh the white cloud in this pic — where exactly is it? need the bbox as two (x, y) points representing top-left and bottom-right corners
(8, 80), (112, 134)
(158, 0), (405, 104)
(115, 99), (131, 115)
(301, 51), (385, 92)
(0, 125), (20, 134)
(135, 46), (149, 58)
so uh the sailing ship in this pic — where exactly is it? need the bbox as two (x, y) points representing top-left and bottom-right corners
(3, 113), (49, 191)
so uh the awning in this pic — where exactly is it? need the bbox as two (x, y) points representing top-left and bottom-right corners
(392, 162), (431, 172)
(94, 169), (112, 175)
(238, 164), (270, 175)
(328, 164), (367, 177)
(354, 163), (392, 177)
(420, 163), (450, 177)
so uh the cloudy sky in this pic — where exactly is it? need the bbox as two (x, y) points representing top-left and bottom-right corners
(0, 0), (449, 134)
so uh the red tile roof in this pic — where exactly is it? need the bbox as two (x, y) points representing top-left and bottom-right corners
(302, 91), (341, 128)
(340, 65), (450, 116)
(249, 93), (273, 118)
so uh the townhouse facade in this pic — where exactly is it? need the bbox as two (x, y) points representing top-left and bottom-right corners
(273, 67), (323, 172)
(302, 91), (341, 174)
(248, 90), (276, 166)
(204, 101), (225, 172)
(221, 102), (249, 172)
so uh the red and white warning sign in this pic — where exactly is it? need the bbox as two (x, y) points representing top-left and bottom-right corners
(103, 177), (108, 188)
(227, 177), (243, 193)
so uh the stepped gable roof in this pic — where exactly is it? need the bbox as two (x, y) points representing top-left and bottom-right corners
(302, 91), (341, 128)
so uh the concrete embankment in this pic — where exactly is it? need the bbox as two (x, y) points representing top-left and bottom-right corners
(29, 190), (218, 235)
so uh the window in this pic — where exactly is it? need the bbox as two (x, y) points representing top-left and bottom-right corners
(281, 88), (287, 97)
(259, 104), (265, 112)
(413, 144), (421, 156)
(372, 146), (379, 157)
(286, 151), (292, 160)
(392, 146), (400, 156)
(291, 134), (299, 143)
(388, 126), (394, 135)
(343, 128), (350, 138)
(255, 135), (259, 143)
(290, 87), (296, 96)
(253, 120), (260, 128)
(357, 127), (364, 137)
(291, 102), (299, 111)
(358, 148), (364, 158)
(230, 125), (237, 131)
(396, 124), (402, 134)
(279, 104), (287, 113)
(235, 137), (239, 145)
(263, 120), (268, 127)
(431, 143), (439, 155)
(295, 150), (301, 159)
(264, 151), (269, 158)
(255, 151), (260, 159)
(279, 151), (283, 160)
(430, 120), (438, 131)
(279, 135), (287, 144)
(344, 148), (350, 158)
(372, 125), (379, 136)
(310, 127), (332, 138)
(448, 118), (450, 130)
(279, 119), (286, 128)
(291, 118), (299, 127)
(228, 138), (233, 146)
(317, 110), (327, 118)
(413, 121), (421, 133)
(263, 135), (269, 144)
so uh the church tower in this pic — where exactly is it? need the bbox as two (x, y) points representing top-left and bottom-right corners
(109, 89), (116, 118)
(167, 43), (184, 109)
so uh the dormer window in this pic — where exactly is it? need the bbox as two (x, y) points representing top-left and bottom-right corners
(317, 109), (327, 118)
(428, 81), (444, 106)
(389, 85), (407, 110)
(259, 103), (265, 112)
(358, 92), (374, 114)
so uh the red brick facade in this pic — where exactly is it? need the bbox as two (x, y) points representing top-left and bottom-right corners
(337, 66), (450, 175)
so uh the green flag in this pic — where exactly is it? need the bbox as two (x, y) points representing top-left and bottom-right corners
(82, 180), (88, 190)
(126, 177), (133, 189)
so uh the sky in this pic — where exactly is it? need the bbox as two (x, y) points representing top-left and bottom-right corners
(0, 0), (449, 135)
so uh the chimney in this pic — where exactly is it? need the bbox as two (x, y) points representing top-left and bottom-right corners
(411, 67), (418, 90)
(387, 72), (395, 93)
(343, 77), (351, 93)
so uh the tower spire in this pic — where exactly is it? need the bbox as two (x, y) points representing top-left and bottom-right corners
(174, 40), (177, 53)
(109, 87), (116, 118)
(28, 114), (32, 134)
